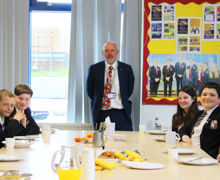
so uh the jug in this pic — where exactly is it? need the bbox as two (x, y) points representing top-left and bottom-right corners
(92, 131), (104, 148)
(51, 145), (81, 180)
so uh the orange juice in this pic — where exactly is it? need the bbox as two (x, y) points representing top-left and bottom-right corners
(57, 168), (81, 180)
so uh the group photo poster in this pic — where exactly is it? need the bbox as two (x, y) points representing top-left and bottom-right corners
(143, 0), (220, 105)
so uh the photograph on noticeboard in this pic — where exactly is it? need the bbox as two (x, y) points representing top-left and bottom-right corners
(151, 5), (162, 21)
(216, 23), (220, 39)
(204, 23), (215, 39)
(163, 4), (175, 21)
(190, 18), (201, 35)
(177, 36), (188, 53)
(204, 5), (215, 22)
(148, 54), (220, 98)
(177, 18), (188, 34)
(189, 36), (201, 53)
(164, 23), (175, 39)
(151, 23), (162, 39)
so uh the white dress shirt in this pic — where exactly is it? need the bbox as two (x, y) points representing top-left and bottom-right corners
(102, 61), (123, 110)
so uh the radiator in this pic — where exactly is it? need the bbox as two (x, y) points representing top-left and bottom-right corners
(37, 123), (94, 130)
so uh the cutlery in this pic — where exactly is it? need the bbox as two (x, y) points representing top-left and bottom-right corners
(188, 157), (203, 162)
(170, 147), (177, 149)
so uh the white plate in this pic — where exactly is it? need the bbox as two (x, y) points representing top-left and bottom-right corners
(122, 161), (164, 170)
(163, 148), (197, 155)
(148, 130), (167, 135)
(0, 155), (23, 162)
(111, 134), (127, 141)
(2, 140), (32, 148)
(177, 157), (218, 166)
(154, 136), (180, 142)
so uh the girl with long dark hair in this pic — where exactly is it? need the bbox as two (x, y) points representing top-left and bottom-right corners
(172, 86), (200, 132)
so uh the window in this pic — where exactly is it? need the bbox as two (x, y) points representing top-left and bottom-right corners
(30, 0), (71, 122)
(29, 0), (125, 123)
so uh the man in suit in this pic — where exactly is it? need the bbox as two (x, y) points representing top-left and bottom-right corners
(175, 55), (186, 96)
(195, 64), (208, 96)
(86, 41), (134, 131)
(182, 68), (194, 87)
(162, 58), (175, 96)
(187, 57), (197, 88)
(149, 59), (161, 96)
(179, 82), (220, 159)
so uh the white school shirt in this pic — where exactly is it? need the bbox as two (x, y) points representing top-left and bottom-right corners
(16, 107), (24, 113)
(101, 61), (123, 110)
(0, 116), (5, 130)
(191, 106), (218, 147)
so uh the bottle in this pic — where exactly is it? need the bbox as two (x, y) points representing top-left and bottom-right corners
(155, 117), (161, 130)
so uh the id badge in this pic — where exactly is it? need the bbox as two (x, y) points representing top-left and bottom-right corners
(108, 92), (116, 99)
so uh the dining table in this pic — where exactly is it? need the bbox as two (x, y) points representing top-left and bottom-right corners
(0, 130), (219, 180)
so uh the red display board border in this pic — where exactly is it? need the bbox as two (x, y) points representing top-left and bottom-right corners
(142, 0), (219, 105)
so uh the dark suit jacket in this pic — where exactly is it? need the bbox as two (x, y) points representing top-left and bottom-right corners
(195, 72), (208, 91)
(10, 107), (40, 135)
(86, 61), (134, 128)
(187, 64), (197, 75)
(175, 62), (186, 79)
(187, 64), (197, 87)
(149, 65), (161, 83)
(0, 118), (24, 147)
(162, 65), (175, 81)
(182, 76), (193, 87)
(178, 106), (220, 159)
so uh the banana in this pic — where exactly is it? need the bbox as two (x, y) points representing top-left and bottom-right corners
(124, 150), (142, 160)
(95, 165), (104, 171)
(95, 158), (116, 170)
(114, 152), (129, 160)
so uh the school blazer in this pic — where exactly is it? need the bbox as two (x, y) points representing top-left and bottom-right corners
(0, 118), (24, 147)
(10, 107), (40, 135)
(179, 106), (220, 159)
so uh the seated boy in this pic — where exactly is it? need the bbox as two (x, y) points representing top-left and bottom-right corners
(179, 82), (220, 159)
(10, 84), (40, 135)
(0, 89), (24, 146)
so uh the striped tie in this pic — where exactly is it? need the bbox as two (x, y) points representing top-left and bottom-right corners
(194, 111), (207, 127)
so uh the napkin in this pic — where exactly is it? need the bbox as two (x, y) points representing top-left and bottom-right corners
(104, 116), (115, 136)
(105, 116), (111, 123)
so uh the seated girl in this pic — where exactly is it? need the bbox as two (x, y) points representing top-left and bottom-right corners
(172, 86), (200, 132)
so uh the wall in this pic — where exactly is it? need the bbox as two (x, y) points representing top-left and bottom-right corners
(141, 105), (176, 130)
(141, 104), (203, 130)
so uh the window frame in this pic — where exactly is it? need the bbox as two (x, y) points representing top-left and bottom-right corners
(29, 0), (71, 122)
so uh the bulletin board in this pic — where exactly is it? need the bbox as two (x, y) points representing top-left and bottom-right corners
(142, 0), (220, 105)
